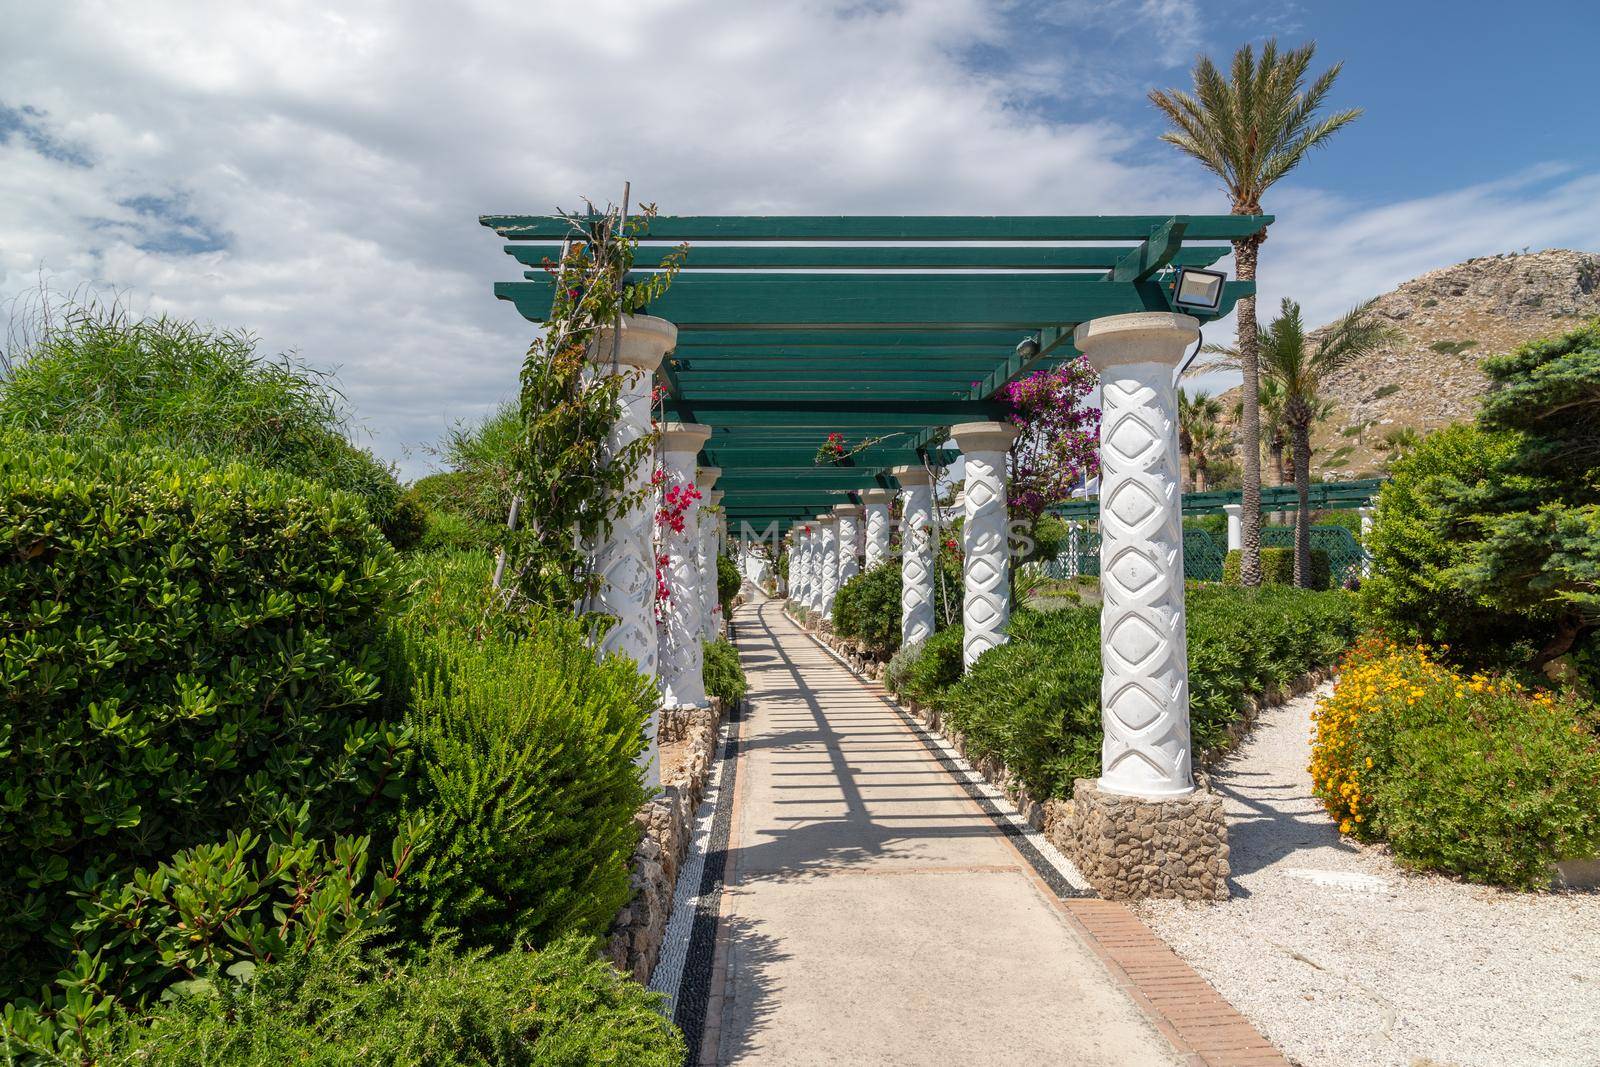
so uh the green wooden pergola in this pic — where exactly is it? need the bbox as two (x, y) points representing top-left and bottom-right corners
(480, 213), (1272, 534)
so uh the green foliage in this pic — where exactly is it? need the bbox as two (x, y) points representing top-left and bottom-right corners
(0, 301), (408, 544)
(716, 554), (741, 618)
(0, 435), (404, 1003)
(1184, 513), (1227, 546)
(1358, 423), (1534, 666)
(1224, 546), (1329, 588)
(1429, 339), (1478, 356)
(932, 587), (1356, 800)
(893, 626), (966, 705)
(702, 639), (748, 704)
(65, 935), (683, 1066)
(832, 563), (903, 659)
(385, 552), (652, 952)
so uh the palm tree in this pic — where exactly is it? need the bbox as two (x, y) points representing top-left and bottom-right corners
(1151, 41), (1362, 586)
(1178, 388), (1227, 491)
(1200, 298), (1396, 586)
(1377, 426), (1420, 469)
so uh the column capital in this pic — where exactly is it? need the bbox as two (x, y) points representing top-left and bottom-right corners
(950, 420), (1020, 454)
(707, 489), (723, 507)
(1221, 503), (1243, 517)
(858, 488), (894, 506)
(831, 503), (859, 519)
(889, 464), (935, 487)
(695, 465), (722, 491)
(659, 421), (712, 452)
(813, 513), (837, 526)
(586, 313), (676, 372)
(1073, 312), (1198, 372)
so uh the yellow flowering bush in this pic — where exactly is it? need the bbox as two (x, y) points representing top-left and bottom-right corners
(1311, 639), (1600, 887)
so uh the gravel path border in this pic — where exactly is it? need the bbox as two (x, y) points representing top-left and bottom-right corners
(1137, 682), (1600, 1067)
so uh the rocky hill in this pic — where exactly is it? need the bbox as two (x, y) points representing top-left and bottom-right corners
(1309, 248), (1600, 476)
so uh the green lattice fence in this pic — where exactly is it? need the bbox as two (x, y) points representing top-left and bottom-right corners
(1182, 528), (1226, 582)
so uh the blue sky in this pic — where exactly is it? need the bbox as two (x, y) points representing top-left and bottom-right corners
(2, 1), (1597, 478)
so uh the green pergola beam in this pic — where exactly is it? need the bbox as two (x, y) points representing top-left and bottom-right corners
(510, 244), (1230, 271)
(704, 447), (955, 468)
(667, 399), (1004, 428)
(672, 329), (1027, 349)
(496, 275), (1251, 327)
(484, 213), (1272, 242)
(1112, 219), (1187, 283)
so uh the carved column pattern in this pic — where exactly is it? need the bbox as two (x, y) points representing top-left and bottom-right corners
(582, 315), (675, 787)
(860, 489), (893, 570)
(951, 422), (1020, 669)
(891, 466), (935, 648)
(786, 534), (798, 602)
(657, 422), (712, 709)
(833, 504), (860, 587)
(817, 516), (840, 622)
(1076, 312), (1200, 799)
(799, 527), (816, 612)
(695, 475), (721, 641)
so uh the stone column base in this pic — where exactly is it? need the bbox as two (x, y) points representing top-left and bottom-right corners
(1064, 778), (1229, 901)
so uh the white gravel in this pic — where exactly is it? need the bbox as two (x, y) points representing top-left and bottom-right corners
(1136, 682), (1600, 1067)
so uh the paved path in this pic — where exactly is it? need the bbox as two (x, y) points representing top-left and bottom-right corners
(696, 598), (1190, 1066)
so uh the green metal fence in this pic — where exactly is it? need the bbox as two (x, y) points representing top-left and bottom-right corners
(1046, 523), (1366, 586)
(1260, 525), (1366, 587)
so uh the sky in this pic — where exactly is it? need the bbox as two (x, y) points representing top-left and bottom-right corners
(2, 0), (1598, 479)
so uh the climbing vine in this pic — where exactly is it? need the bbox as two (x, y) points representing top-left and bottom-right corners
(506, 200), (687, 618)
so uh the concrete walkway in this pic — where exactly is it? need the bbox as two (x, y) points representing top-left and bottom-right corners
(698, 598), (1188, 1066)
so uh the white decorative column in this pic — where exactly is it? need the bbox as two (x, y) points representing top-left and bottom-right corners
(816, 514), (840, 623)
(1359, 506), (1374, 578)
(860, 489), (893, 570)
(833, 504), (861, 587)
(785, 534), (798, 602)
(801, 526), (819, 614)
(1223, 503), (1243, 552)
(1057, 312), (1228, 902)
(891, 465), (936, 648)
(584, 314), (675, 788)
(657, 422), (712, 710)
(695, 470), (721, 641)
(950, 422), (1020, 670)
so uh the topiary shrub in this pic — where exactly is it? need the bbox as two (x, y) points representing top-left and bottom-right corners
(716, 554), (741, 618)
(384, 553), (654, 952)
(1311, 639), (1600, 888)
(0, 434), (403, 1003)
(702, 638), (748, 704)
(1223, 546), (1329, 588)
(59, 935), (684, 1066)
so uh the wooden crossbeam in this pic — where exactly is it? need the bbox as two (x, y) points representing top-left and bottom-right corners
(510, 244), (1230, 271)
(483, 213), (1273, 242)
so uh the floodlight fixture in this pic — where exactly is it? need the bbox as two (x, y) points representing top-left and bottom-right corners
(1172, 267), (1226, 313)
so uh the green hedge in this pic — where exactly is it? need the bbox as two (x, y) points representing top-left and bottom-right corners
(0, 435), (403, 1003)
(703, 639), (748, 704)
(385, 553), (653, 952)
(69, 936), (683, 1066)
(716, 555), (741, 617)
(833, 560), (960, 660)
(924, 587), (1357, 800)
(891, 626), (966, 706)
(1223, 546), (1330, 589)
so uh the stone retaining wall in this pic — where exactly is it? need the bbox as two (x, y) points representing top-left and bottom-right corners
(605, 694), (728, 983)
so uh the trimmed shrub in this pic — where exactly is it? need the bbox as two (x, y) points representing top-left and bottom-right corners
(703, 639), (748, 704)
(66, 935), (684, 1066)
(1311, 640), (1600, 887)
(0, 304), (408, 543)
(833, 560), (960, 660)
(0, 435), (403, 1002)
(383, 552), (653, 952)
(1223, 546), (1330, 589)
(895, 626), (965, 705)
(716, 554), (741, 617)
(933, 587), (1357, 799)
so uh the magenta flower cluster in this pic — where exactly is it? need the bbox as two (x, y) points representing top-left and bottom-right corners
(1000, 358), (1101, 518)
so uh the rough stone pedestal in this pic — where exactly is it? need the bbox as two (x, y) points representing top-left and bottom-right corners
(1065, 778), (1229, 901)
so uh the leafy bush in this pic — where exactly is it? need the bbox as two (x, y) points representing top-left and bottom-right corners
(1311, 640), (1600, 887)
(0, 435), (404, 1002)
(932, 587), (1356, 799)
(703, 639), (748, 704)
(0, 302), (408, 543)
(833, 560), (961, 660)
(1358, 423), (1532, 667)
(716, 554), (741, 617)
(59, 935), (684, 1066)
(385, 553), (653, 952)
(894, 626), (965, 705)
(1223, 546), (1329, 588)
